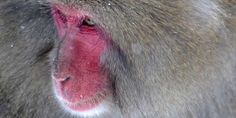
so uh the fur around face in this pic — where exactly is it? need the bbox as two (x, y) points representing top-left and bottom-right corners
(0, 0), (236, 118)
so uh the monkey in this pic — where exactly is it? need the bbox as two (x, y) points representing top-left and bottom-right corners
(0, 0), (236, 118)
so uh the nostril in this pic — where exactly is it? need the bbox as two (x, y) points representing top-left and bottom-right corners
(53, 75), (71, 82)
(64, 76), (71, 81)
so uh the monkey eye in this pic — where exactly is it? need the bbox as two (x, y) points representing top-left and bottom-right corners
(82, 17), (96, 26)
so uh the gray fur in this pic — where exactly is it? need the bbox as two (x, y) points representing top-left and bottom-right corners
(0, 0), (236, 118)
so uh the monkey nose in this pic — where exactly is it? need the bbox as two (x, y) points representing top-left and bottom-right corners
(53, 74), (71, 82)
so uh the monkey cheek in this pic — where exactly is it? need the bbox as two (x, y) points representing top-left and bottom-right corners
(52, 75), (112, 116)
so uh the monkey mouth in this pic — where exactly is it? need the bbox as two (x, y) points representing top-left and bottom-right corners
(61, 90), (111, 111)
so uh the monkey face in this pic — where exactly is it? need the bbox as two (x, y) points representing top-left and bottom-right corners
(51, 4), (113, 116)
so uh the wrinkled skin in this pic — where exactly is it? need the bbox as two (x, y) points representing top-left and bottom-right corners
(0, 0), (236, 118)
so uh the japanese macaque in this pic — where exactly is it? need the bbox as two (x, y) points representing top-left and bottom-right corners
(0, 0), (236, 118)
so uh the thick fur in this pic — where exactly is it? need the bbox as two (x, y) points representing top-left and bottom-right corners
(0, 0), (236, 118)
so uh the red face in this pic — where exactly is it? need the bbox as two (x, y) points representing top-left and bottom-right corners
(51, 4), (112, 114)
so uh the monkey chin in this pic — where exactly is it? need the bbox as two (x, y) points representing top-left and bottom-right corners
(53, 84), (113, 117)
(61, 96), (113, 117)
